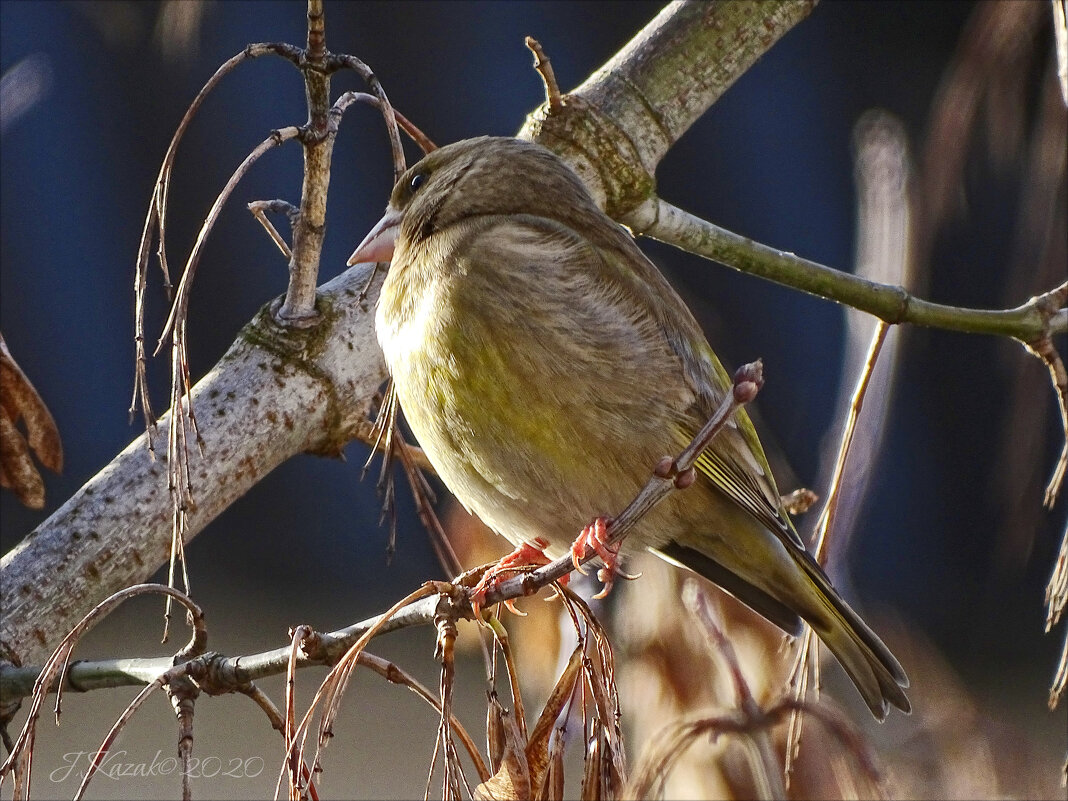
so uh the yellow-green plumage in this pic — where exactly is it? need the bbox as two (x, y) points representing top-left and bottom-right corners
(356, 136), (910, 720)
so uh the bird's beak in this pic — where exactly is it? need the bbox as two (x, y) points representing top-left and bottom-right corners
(347, 208), (402, 266)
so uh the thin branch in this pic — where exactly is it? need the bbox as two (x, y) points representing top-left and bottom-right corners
(520, 0), (817, 214)
(0, 585), (204, 797)
(355, 651), (489, 782)
(1026, 320), (1068, 505)
(330, 91), (437, 154)
(131, 42), (303, 436)
(248, 199), (300, 259)
(524, 37), (562, 112)
(154, 126), (301, 639)
(684, 581), (785, 800)
(72, 678), (165, 801)
(328, 54), (405, 182)
(1048, 518), (1068, 710)
(484, 617), (527, 743)
(625, 695), (883, 800)
(156, 127), (302, 356)
(632, 196), (1067, 342)
(275, 0), (332, 327)
(475, 360), (763, 607)
(785, 320), (889, 780)
(812, 322), (891, 565)
(284, 584), (437, 798)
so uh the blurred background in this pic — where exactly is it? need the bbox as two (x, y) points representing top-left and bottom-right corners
(1, 1), (1065, 798)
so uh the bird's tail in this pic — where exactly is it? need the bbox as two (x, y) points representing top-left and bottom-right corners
(793, 551), (911, 720)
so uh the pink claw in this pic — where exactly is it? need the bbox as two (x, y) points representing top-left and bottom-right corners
(469, 537), (562, 618)
(569, 517), (639, 599)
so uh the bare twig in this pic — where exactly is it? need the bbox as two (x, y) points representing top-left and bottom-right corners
(784, 113), (909, 775)
(684, 582), (785, 800)
(157, 127), (302, 357)
(0, 584), (204, 799)
(813, 322), (891, 566)
(156, 125), (302, 640)
(525, 36), (563, 112)
(395, 429), (463, 579)
(520, 0), (817, 210)
(328, 54), (405, 182)
(626, 694), (882, 800)
(484, 616), (527, 743)
(131, 42), (303, 436)
(633, 195), (1066, 341)
(364, 384), (403, 562)
(72, 677), (166, 801)
(275, 0), (332, 328)
(166, 671), (199, 801)
(248, 199), (300, 259)
(126, 2), (414, 643)
(1048, 519), (1068, 710)
(785, 320), (891, 781)
(1023, 290), (1068, 505)
(284, 584), (438, 799)
(330, 91), (437, 154)
(431, 608), (469, 799)
(355, 651), (489, 782)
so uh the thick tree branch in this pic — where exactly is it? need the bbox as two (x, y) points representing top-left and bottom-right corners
(0, 265), (386, 668)
(519, 0), (817, 216)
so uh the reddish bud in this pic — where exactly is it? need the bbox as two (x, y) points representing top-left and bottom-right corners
(733, 359), (764, 389)
(654, 456), (675, 478)
(674, 467), (696, 489)
(733, 381), (758, 403)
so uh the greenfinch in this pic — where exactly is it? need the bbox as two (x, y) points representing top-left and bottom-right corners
(349, 136), (910, 719)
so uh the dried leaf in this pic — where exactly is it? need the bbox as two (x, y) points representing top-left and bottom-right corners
(525, 646), (583, 789)
(580, 734), (602, 801)
(0, 332), (62, 508)
(474, 698), (530, 801)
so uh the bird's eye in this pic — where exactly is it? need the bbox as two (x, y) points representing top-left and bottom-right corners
(410, 171), (428, 192)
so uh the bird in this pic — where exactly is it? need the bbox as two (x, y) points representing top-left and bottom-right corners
(348, 135), (910, 719)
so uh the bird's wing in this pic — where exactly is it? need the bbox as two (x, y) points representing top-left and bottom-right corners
(589, 225), (809, 551)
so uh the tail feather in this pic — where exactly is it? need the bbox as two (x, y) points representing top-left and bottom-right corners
(796, 553), (911, 720)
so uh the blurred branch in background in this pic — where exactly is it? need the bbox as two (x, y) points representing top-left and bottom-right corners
(153, 0), (213, 65)
(813, 110), (915, 567)
(909, 0), (1067, 572)
(786, 109), (911, 785)
(0, 54), (51, 134)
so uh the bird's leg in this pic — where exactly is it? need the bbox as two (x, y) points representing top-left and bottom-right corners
(469, 536), (564, 617)
(570, 517), (640, 599)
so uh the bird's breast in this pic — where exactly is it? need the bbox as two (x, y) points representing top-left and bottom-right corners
(374, 247), (693, 553)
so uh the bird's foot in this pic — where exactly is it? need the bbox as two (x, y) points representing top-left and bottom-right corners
(469, 537), (562, 618)
(570, 517), (640, 599)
